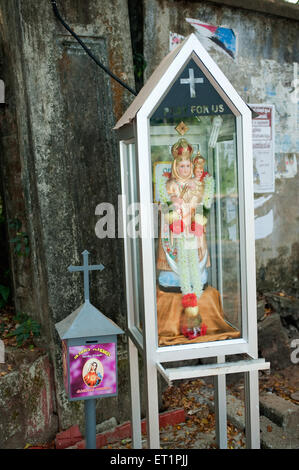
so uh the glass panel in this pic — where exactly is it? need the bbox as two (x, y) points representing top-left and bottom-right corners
(150, 56), (242, 346)
(125, 142), (144, 332)
(211, 138), (241, 331)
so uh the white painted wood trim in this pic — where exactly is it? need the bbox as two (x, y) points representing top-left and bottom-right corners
(157, 359), (270, 385)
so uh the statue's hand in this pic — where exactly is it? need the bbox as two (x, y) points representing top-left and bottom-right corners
(172, 196), (183, 209)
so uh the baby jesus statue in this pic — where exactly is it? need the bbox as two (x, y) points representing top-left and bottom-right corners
(158, 138), (214, 340)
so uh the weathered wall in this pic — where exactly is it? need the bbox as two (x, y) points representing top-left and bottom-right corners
(143, 0), (299, 299)
(0, 0), (135, 436)
(0, 348), (58, 448)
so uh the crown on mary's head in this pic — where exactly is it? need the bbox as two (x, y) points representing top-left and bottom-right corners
(171, 138), (193, 159)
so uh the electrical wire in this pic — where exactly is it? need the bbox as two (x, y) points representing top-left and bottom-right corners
(50, 1), (258, 119)
(50, 0), (137, 96)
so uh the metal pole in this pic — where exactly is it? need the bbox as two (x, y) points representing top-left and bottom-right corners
(128, 338), (142, 448)
(214, 355), (227, 449)
(82, 250), (90, 302)
(244, 370), (260, 449)
(145, 360), (160, 449)
(85, 399), (97, 449)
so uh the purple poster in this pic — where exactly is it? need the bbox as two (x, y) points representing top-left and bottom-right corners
(69, 343), (117, 399)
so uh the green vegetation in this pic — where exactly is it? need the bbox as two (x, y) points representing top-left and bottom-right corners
(0, 198), (10, 309)
(9, 218), (30, 258)
(0, 197), (37, 349)
(7, 312), (41, 348)
(0, 284), (10, 309)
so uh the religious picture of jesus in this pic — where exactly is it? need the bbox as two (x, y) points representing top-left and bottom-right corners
(82, 358), (104, 387)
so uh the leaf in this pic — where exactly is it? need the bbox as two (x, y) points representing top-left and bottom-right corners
(267, 425), (272, 432)
(0, 285), (10, 302)
(9, 237), (19, 243)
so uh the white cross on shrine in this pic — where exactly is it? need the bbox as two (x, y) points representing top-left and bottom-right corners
(180, 68), (204, 98)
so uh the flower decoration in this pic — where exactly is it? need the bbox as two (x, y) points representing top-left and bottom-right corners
(158, 176), (171, 204)
(202, 174), (214, 209)
(177, 238), (203, 299)
(194, 213), (207, 226)
(181, 323), (207, 339)
(164, 211), (180, 224)
(182, 293), (197, 308)
(190, 222), (204, 237)
(170, 219), (184, 234)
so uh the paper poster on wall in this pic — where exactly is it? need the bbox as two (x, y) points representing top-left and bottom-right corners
(169, 32), (185, 51)
(254, 210), (274, 240)
(250, 104), (275, 194)
(275, 152), (298, 179)
(186, 19), (236, 59)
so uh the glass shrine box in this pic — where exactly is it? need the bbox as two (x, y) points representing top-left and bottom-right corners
(114, 34), (269, 449)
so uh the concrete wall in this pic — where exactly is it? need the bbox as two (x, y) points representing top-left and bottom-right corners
(0, 348), (58, 448)
(0, 0), (135, 433)
(143, 0), (299, 298)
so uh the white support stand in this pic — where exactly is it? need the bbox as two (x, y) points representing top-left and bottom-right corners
(214, 355), (227, 449)
(144, 357), (160, 449)
(128, 338), (142, 449)
(117, 32), (266, 450)
(128, 355), (270, 450)
(244, 369), (261, 449)
(128, 340), (161, 449)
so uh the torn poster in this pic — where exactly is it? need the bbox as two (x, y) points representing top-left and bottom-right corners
(275, 152), (298, 179)
(186, 18), (236, 59)
(254, 210), (274, 240)
(169, 31), (185, 51)
(250, 104), (275, 194)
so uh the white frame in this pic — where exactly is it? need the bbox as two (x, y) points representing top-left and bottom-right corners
(117, 34), (266, 449)
(135, 34), (257, 362)
(119, 137), (144, 352)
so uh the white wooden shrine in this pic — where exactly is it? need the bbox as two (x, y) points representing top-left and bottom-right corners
(114, 34), (270, 449)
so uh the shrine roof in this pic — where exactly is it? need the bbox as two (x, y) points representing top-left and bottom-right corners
(55, 301), (124, 340)
(114, 35), (190, 130)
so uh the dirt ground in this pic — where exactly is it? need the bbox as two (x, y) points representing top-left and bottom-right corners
(1, 306), (298, 449)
